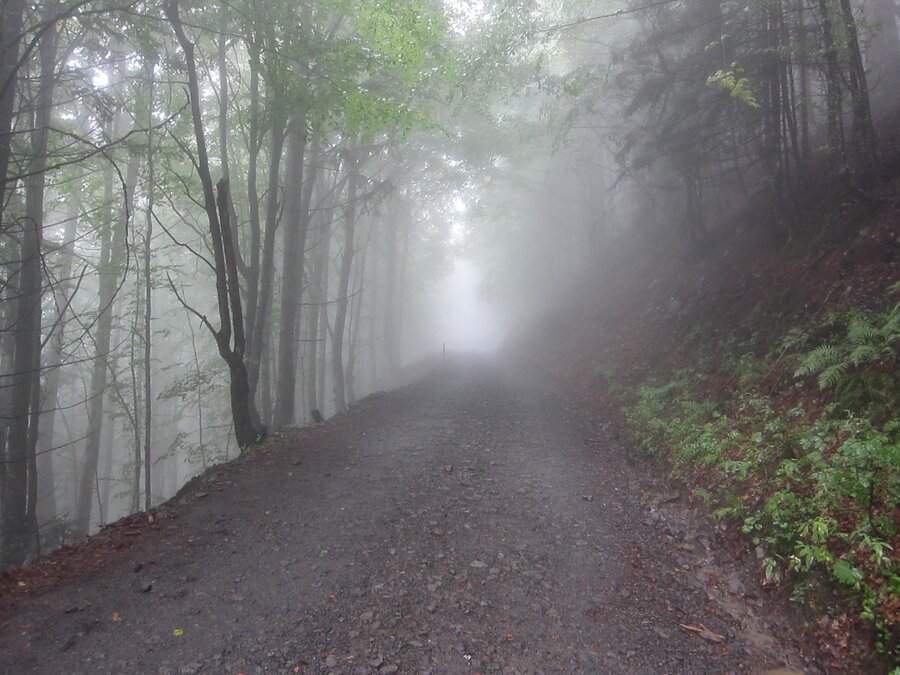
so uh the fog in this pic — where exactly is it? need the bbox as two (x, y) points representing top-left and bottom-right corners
(1, 0), (896, 566)
(432, 260), (506, 354)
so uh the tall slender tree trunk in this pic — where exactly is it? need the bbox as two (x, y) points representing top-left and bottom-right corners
(247, 115), (287, 411)
(0, 0), (25, 219)
(316, 218), (331, 414)
(37, 213), (78, 526)
(0, 117), (43, 566)
(838, 0), (877, 173)
(797, 0), (811, 163)
(383, 215), (400, 380)
(331, 151), (360, 414)
(367, 238), (379, 393)
(866, 0), (900, 109)
(818, 0), (845, 161)
(1, 14), (58, 565)
(346, 242), (367, 406)
(305, 232), (323, 419)
(74, 110), (135, 536)
(274, 131), (308, 427)
(143, 58), (156, 512)
(167, 0), (262, 450)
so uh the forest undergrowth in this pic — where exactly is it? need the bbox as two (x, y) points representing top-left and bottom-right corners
(521, 173), (900, 671)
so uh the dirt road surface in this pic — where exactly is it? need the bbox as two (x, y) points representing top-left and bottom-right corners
(0, 357), (811, 674)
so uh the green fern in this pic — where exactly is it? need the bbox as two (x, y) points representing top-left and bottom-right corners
(794, 305), (900, 413)
(848, 316), (879, 344)
(849, 344), (879, 367)
(818, 362), (849, 390)
(795, 345), (840, 379)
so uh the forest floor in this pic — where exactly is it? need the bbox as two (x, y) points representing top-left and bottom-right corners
(0, 356), (815, 674)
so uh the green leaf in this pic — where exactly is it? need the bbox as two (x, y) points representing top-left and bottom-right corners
(832, 559), (864, 587)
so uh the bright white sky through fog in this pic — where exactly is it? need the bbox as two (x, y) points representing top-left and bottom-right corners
(433, 260), (504, 353)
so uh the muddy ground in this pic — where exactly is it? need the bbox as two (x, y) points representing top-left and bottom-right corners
(0, 357), (817, 674)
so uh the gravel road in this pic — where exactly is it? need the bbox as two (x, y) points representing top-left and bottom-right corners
(0, 356), (810, 674)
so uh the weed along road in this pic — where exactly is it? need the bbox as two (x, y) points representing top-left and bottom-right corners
(0, 357), (808, 674)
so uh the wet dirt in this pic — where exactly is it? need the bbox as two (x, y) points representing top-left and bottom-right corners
(0, 357), (812, 674)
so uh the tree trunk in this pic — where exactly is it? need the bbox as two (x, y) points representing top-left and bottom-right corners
(247, 115), (287, 410)
(37, 212), (78, 526)
(274, 131), (308, 427)
(167, 0), (262, 450)
(866, 0), (900, 109)
(331, 150), (360, 414)
(0, 115), (44, 566)
(0, 0), (25, 222)
(315, 217), (331, 414)
(346, 241), (367, 406)
(383, 214), (401, 381)
(73, 110), (135, 537)
(818, 0), (845, 161)
(838, 0), (877, 173)
(143, 57), (156, 512)
(1, 14), (57, 565)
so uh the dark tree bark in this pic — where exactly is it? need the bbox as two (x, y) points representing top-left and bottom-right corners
(818, 0), (845, 161)
(166, 0), (262, 450)
(0, 0), (25, 222)
(838, 0), (877, 173)
(1, 11), (59, 563)
(246, 113), (287, 409)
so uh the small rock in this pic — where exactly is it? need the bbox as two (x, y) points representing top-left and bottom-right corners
(726, 574), (746, 595)
(359, 611), (374, 623)
(380, 666), (398, 674)
(470, 560), (487, 569)
(325, 655), (338, 667)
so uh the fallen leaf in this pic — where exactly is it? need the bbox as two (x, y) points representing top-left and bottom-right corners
(111, 612), (122, 622)
(173, 628), (184, 636)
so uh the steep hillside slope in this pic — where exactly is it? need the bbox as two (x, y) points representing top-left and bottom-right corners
(518, 176), (900, 671)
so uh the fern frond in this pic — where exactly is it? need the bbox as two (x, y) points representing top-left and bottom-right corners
(796, 345), (840, 378)
(848, 344), (880, 367)
(847, 317), (878, 345)
(881, 304), (900, 340)
(818, 362), (849, 390)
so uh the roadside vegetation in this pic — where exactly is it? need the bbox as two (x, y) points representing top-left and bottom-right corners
(599, 283), (900, 663)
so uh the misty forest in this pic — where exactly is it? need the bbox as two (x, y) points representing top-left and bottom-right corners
(1, 0), (899, 672)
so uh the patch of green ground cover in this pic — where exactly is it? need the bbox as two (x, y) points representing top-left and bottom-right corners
(614, 299), (900, 660)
